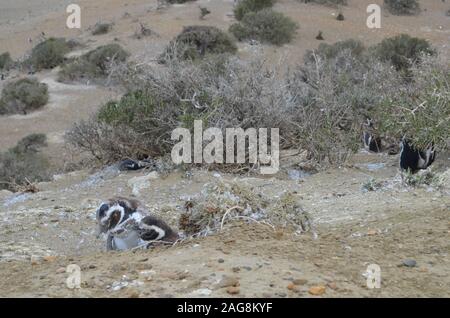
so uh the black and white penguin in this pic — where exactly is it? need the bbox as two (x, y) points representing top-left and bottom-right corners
(118, 159), (155, 171)
(96, 197), (178, 251)
(399, 139), (436, 173)
(362, 119), (382, 153)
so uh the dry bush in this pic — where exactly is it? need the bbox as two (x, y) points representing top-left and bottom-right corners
(229, 9), (298, 45)
(92, 22), (112, 35)
(373, 56), (450, 151)
(159, 26), (237, 63)
(0, 52), (13, 70)
(234, 0), (276, 21)
(0, 78), (49, 115)
(67, 46), (401, 168)
(25, 38), (71, 70)
(300, 0), (347, 6)
(0, 134), (51, 192)
(179, 180), (313, 236)
(289, 57), (398, 164)
(58, 44), (129, 84)
(371, 34), (435, 72)
(384, 0), (420, 16)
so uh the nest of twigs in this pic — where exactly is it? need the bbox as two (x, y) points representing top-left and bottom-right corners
(179, 180), (314, 237)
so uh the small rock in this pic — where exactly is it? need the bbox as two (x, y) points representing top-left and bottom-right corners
(293, 278), (308, 285)
(56, 267), (66, 274)
(192, 288), (212, 296)
(226, 286), (240, 295)
(402, 259), (417, 268)
(232, 267), (240, 273)
(214, 275), (239, 289)
(218, 258), (225, 263)
(327, 282), (338, 290)
(30, 255), (41, 265)
(127, 172), (159, 196)
(88, 264), (97, 269)
(127, 289), (140, 298)
(309, 285), (326, 296)
(43, 255), (57, 262)
(287, 283), (298, 291)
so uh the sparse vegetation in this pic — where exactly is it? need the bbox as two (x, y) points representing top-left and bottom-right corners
(374, 56), (450, 151)
(66, 31), (448, 170)
(179, 180), (312, 236)
(384, 0), (420, 16)
(92, 22), (112, 35)
(402, 169), (444, 188)
(0, 52), (13, 70)
(234, 0), (275, 21)
(58, 44), (129, 84)
(160, 26), (237, 62)
(230, 9), (298, 45)
(372, 34), (435, 72)
(305, 39), (365, 62)
(300, 0), (347, 6)
(362, 178), (383, 192)
(166, 0), (197, 3)
(0, 134), (51, 192)
(0, 78), (49, 115)
(25, 38), (71, 70)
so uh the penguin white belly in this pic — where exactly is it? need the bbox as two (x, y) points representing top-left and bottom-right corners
(112, 230), (142, 250)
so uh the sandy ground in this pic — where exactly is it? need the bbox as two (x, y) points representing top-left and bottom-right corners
(0, 0), (449, 154)
(0, 152), (449, 297)
(0, 0), (449, 298)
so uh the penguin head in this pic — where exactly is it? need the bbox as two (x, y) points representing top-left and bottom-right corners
(96, 197), (140, 234)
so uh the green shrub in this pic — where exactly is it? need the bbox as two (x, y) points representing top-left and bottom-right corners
(26, 38), (71, 70)
(160, 26), (237, 62)
(92, 23), (112, 35)
(234, 0), (275, 21)
(58, 44), (129, 83)
(229, 9), (298, 45)
(0, 78), (49, 115)
(0, 134), (51, 191)
(372, 34), (434, 71)
(384, 0), (420, 15)
(374, 57), (449, 151)
(0, 52), (13, 70)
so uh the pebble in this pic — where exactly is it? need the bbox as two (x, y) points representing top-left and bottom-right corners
(43, 256), (57, 262)
(293, 278), (308, 285)
(402, 259), (417, 267)
(287, 283), (298, 292)
(191, 288), (212, 296)
(214, 275), (240, 289)
(218, 258), (225, 263)
(309, 285), (326, 296)
(226, 286), (240, 295)
(56, 267), (66, 274)
(327, 282), (338, 290)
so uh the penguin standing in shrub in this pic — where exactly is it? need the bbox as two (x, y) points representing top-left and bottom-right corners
(96, 197), (179, 251)
(362, 119), (382, 153)
(399, 139), (436, 173)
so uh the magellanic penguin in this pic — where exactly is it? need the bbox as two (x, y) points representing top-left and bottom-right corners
(96, 197), (179, 251)
(399, 139), (436, 174)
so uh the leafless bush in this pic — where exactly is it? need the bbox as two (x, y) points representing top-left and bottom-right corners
(0, 134), (51, 192)
(68, 40), (438, 169)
